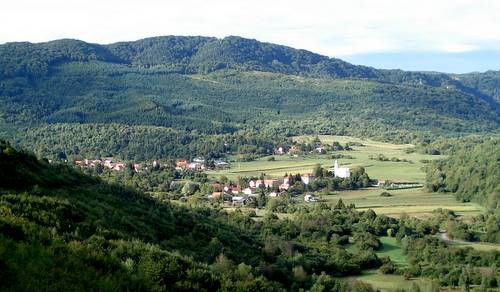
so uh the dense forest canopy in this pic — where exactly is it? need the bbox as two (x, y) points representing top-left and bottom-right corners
(0, 36), (499, 160)
(426, 137), (500, 210)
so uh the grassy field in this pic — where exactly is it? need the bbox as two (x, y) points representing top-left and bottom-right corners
(207, 135), (444, 183)
(443, 237), (500, 252)
(347, 270), (441, 292)
(207, 154), (332, 180)
(346, 237), (407, 266)
(306, 187), (483, 218)
(207, 135), (483, 218)
(377, 237), (407, 265)
(346, 236), (441, 291)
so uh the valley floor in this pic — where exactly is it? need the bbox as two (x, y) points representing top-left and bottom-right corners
(208, 135), (481, 219)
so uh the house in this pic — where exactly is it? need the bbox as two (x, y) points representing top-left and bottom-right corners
(304, 194), (318, 202)
(242, 187), (255, 195)
(287, 145), (300, 155)
(214, 160), (230, 168)
(224, 185), (241, 195)
(253, 179), (279, 189)
(133, 164), (142, 172)
(176, 160), (189, 169)
(275, 147), (285, 155)
(193, 157), (205, 164)
(334, 160), (350, 178)
(315, 147), (326, 154)
(187, 162), (204, 170)
(152, 160), (160, 168)
(231, 196), (247, 205)
(91, 159), (102, 166)
(112, 163), (126, 171)
(210, 192), (223, 199)
(301, 173), (315, 185)
(104, 159), (114, 169)
(279, 183), (290, 190)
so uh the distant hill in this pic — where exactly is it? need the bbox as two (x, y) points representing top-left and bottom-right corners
(0, 36), (499, 159)
(453, 70), (500, 103)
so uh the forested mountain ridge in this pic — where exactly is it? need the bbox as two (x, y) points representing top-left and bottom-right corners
(2, 35), (499, 88)
(0, 36), (379, 79)
(453, 70), (500, 103)
(1, 36), (499, 160)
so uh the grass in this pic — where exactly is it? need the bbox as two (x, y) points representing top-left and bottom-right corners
(377, 237), (407, 266)
(445, 239), (500, 252)
(208, 135), (445, 183)
(207, 154), (332, 180)
(207, 135), (482, 219)
(311, 187), (483, 218)
(347, 270), (439, 292)
(346, 237), (407, 266)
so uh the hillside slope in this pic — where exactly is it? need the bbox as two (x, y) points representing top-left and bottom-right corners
(0, 36), (499, 160)
(426, 137), (500, 210)
(1, 140), (402, 290)
(0, 140), (268, 289)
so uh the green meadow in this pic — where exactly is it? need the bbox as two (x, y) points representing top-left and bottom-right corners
(345, 237), (440, 291)
(207, 135), (444, 183)
(207, 135), (484, 218)
(345, 237), (407, 266)
(320, 188), (483, 218)
(348, 271), (439, 292)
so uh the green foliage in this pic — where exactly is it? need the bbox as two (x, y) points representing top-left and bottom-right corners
(426, 137), (499, 210)
(0, 141), (395, 290)
(0, 36), (499, 160)
(401, 236), (500, 288)
(455, 70), (500, 103)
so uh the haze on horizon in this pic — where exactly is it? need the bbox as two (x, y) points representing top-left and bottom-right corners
(1, 0), (500, 73)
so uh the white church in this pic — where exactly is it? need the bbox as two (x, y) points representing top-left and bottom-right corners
(333, 160), (350, 178)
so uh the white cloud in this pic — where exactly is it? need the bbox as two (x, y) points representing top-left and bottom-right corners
(1, 0), (500, 57)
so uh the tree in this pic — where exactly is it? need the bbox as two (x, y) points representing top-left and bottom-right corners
(211, 254), (234, 276)
(313, 164), (323, 178)
(335, 198), (346, 210)
(181, 181), (199, 196)
(257, 188), (266, 208)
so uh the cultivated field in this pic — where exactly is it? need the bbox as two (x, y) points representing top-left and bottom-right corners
(348, 271), (440, 292)
(318, 188), (483, 218)
(207, 135), (483, 218)
(207, 135), (444, 183)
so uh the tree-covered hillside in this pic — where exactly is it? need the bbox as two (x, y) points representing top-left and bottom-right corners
(2, 141), (499, 290)
(455, 70), (500, 103)
(1, 36), (499, 160)
(426, 137), (499, 210)
(0, 141), (390, 290)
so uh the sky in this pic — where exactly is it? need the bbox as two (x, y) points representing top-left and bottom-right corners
(1, 0), (499, 73)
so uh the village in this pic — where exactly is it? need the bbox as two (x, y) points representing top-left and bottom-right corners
(72, 140), (422, 207)
(206, 158), (352, 205)
(74, 156), (230, 173)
